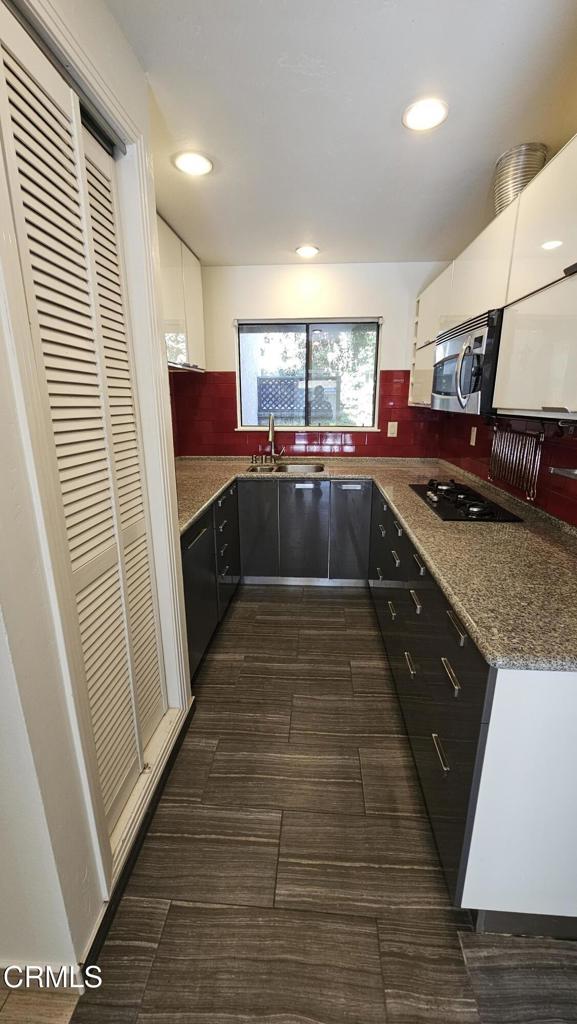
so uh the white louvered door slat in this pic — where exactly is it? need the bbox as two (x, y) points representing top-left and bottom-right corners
(82, 130), (167, 748)
(0, 10), (139, 833)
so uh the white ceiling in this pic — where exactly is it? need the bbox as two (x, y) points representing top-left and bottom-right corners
(106, 0), (577, 266)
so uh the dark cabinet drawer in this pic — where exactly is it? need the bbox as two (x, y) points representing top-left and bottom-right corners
(181, 510), (219, 680)
(214, 483), (240, 619)
(368, 484), (431, 585)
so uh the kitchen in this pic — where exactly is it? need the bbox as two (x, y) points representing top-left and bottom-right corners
(1, 1), (577, 1022)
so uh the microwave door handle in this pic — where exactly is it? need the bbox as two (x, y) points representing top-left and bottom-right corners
(455, 340), (471, 408)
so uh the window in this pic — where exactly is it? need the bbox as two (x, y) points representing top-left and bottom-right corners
(238, 321), (380, 428)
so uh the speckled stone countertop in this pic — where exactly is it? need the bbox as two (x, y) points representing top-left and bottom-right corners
(174, 456), (577, 672)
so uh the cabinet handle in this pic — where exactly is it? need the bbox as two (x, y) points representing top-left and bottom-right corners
(340, 483), (362, 490)
(218, 519), (228, 533)
(377, 567), (384, 582)
(391, 549), (401, 568)
(220, 564), (230, 577)
(219, 542), (229, 557)
(185, 526), (207, 550)
(295, 483), (314, 489)
(432, 733), (450, 773)
(404, 650), (416, 677)
(217, 493), (228, 508)
(382, 502), (388, 512)
(388, 599), (396, 620)
(447, 609), (467, 646)
(412, 552), (426, 576)
(441, 657), (461, 697)
(393, 519), (403, 536)
(378, 523), (386, 538)
(410, 589), (422, 614)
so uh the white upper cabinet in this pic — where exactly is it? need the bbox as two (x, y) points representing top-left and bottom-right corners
(494, 275), (577, 418)
(409, 339), (436, 406)
(507, 136), (577, 304)
(448, 200), (518, 326)
(182, 243), (206, 369)
(156, 215), (205, 368)
(416, 263), (454, 348)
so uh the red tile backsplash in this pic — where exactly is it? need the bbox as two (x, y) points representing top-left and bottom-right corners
(169, 368), (577, 527)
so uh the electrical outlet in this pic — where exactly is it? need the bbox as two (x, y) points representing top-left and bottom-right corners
(470, 426), (477, 447)
(387, 421), (398, 438)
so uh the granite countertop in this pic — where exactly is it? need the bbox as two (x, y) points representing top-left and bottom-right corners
(174, 455), (577, 672)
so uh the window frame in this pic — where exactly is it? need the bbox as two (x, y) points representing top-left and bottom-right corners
(235, 318), (382, 432)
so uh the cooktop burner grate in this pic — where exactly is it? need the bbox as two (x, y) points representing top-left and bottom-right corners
(411, 480), (522, 523)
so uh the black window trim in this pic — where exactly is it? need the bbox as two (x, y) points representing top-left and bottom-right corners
(236, 318), (381, 430)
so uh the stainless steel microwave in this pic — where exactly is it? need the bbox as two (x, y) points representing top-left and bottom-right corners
(431, 309), (503, 415)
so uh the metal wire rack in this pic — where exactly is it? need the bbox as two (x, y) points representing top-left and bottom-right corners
(488, 425), (544, 501)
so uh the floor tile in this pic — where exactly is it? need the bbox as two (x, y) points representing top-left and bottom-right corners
(460, 932), (577, 1023)
(193, 653), (245, 686)
(191, 696), (291, 740)
(290, 695), (405, 745)
(360, 740), (426, 816)
(2, 992), (78, 1023)
(138, 902), (387, 1023)
(210, 629), (299, 657)
(239, 654), (352, 698)
(351, 655), (397, 695)
(378, 907), (480, 1023)
(203, 739), (364, 812)
(161, 735), (217, 803)
(238, 585), (304, 603)
(126, 803), (281, 907)
(71, 896), (169, 1024)
(299, 627), (384, 658)
(276, 811), (449, 915)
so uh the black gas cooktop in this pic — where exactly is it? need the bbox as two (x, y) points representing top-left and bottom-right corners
(411, 479), (522, 523)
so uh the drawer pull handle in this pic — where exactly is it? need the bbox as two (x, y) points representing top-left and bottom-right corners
(340, 483), (362, 490)
(404, 650), (416, 677)
(219, 542), (229, 557)
(432, 733), (450, 773)
(410, 589), (422, 614)
(388, 599), (396, 620)
(377, 567), (384, 582)
(447, 609), (467, 646)
(378, 523), (386, 538)
(220, 564), (230, 577)
(412, 552), (426, 576)
(185, 526), (207, 550)
(217, 493), (228, 508)
(218, 519), (229, 533)
(393, 519), (403, 536)
(295, 483), (315, 489)
(382, 502), (388, 513)
(441, 656), (461, 697)
(391, 549), (401, 568)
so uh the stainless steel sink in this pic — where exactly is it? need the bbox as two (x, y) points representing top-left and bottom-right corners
(274, 463), (325, 473)
(247, 464), (276, 473)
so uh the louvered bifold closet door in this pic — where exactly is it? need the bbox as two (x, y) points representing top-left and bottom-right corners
(81, 129), (166, 747)
(0, 7), (139, 831)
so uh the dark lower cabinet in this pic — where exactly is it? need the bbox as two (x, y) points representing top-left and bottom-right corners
(181, 509), (219, 679)
(329, 480), (371, 580)
(214, 482), (240, 619)
(279, 480), (330, 577)
(238, 479), (279, 577)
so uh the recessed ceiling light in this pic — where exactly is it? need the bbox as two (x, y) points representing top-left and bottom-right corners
(541, 239), (563, 250)
(402, 97), (448, 132)
(296, 245), (319, 258)
(173, 151), (213, 176)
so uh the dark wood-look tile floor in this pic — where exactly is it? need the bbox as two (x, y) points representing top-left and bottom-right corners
(68, 585), (577, 1024)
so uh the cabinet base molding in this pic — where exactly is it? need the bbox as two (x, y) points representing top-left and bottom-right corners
(475, 909), (577, 940)
(241, 576), (368, 588)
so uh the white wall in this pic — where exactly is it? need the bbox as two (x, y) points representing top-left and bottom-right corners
(202, 262), (446, 371)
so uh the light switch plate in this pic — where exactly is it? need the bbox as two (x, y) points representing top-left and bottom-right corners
(470, 426), (477, 446)
(387, 421), (398, 438)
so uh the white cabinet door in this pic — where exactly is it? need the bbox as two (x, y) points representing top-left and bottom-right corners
(182, 243), (206, 369)
(449, 201), (518, 326)
(409, 340), (436, 405)
(494, 276), (577, 417)
(416, 263), (454, 348)
(507, 136), (577, 304)
(156, 215), (186, 363)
